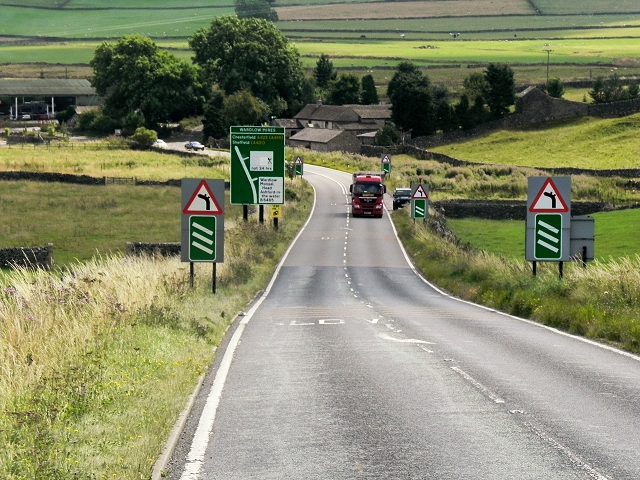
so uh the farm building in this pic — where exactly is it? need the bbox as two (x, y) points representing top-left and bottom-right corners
(0, 79), (100, 119)
(287, 128), (362, 153)
(294, 103), (391, 135)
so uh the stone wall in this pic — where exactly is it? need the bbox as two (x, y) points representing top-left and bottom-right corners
(0, 244), (53, 269)
(431, 200), (621, 220)
(126, 242), (180, 257)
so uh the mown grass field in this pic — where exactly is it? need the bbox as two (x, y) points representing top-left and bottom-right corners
(447, 208), (640, 261)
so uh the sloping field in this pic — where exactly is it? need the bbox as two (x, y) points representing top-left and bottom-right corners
(276, 0), (534, 21)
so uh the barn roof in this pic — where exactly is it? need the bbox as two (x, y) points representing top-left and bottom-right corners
(0, 79), (96, 96)
(289, 127), (347, 143)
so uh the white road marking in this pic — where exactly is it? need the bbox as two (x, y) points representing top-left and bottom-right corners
(377, 332), (435, 344)
(178, 183), (320, 480)
(450, 366), (505, 404)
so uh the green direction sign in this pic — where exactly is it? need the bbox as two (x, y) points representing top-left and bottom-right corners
(412, 199), (427, 219)
(534, 214), (562, 260)
(189, 216), (217, 261)
(230, 126), (285, 205)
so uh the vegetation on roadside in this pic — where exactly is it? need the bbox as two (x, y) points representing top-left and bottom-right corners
(0, 178), (313, 480)
(393, 210), (640, 354)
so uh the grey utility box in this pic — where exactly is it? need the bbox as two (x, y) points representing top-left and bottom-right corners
(569, 215), (595, 262)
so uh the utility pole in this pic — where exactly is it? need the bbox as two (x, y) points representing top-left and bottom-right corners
(543, 48), (553, 84)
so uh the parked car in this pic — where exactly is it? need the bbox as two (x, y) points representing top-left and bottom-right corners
(185, 141), (205, 151)
(393, 187), (412, 210)
(152, 139), (167, 148)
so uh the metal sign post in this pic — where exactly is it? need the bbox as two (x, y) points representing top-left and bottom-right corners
(381, 154), (392, 175)
(525, 176), (571, 277)
(294, 155), (304, 177)
(410, 183), (429, 220)
(181, 178), (225, 293)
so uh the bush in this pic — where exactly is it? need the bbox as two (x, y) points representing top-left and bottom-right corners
(129, 127), (157, 149)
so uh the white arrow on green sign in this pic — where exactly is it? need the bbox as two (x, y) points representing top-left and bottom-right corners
(230, 126), (285, 205)
(412, 199), (427, 219)
(534, 214), (562, 260)
(189, 216), (217, 261)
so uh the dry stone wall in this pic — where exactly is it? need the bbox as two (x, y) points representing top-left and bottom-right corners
(0, 244), (53, 269)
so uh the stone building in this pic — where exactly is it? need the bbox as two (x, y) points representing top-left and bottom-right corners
(287, 128), (362, 153)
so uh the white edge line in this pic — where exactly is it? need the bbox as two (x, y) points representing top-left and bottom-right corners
(384, 186), (640, 364)
(178, 182), (319, 480)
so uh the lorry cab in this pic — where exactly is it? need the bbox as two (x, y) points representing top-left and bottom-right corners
(350, 173), (386, 218)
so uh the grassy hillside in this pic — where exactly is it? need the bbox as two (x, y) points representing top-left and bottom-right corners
(431, 113), (640, 170)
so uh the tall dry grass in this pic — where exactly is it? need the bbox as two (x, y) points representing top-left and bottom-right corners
(0, 255), (189, 412)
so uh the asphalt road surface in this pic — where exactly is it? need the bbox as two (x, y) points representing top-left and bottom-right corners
(165, 165), (640, 479)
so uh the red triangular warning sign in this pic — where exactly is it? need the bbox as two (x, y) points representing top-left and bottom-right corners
(183, 180), (223, 214)
(412, 184), (428, 199)
(529, 178), (569, 213)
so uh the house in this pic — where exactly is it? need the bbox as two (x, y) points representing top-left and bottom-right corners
(273, 117), (303, 138)
(287, 128), (362, 153)
(294, 103), (391, 135)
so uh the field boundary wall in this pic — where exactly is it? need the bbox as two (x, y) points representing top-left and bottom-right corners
(0, 244), (53, 269)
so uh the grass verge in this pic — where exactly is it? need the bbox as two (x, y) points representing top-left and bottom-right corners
(0, 179), (313, 479)
(392, 208), (640, 354)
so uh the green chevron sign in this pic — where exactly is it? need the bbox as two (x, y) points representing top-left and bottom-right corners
(533, 214), (562, 260)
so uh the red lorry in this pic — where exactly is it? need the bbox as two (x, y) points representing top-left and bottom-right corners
(349, 171), (386, 218)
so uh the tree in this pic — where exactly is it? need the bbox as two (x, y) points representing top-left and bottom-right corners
(590, 73), (628, 103)
(483, 63), (516, 119)
(223, 89), (269, 126)
(547, 78), (564, 98)
(189, 16), (305, 118)
(55, 105), (76, 125)
(462, 72), (487, 105)
(90, 34), (204, 129)
(628, 82), (640, 99)
(387, 61), (436, 137)
(361, 74), (379, 105)
(314, 54), (337, 89)
(435, 100), (457, 133)
(326, 73), (361, 105)
(203, 88), (229, 140)
(454, 94), (473, 130)
(375, 123), (401, 146)
(235, 0), (278, 21)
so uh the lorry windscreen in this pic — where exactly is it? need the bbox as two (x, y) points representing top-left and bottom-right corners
(353, 183), (383, 195)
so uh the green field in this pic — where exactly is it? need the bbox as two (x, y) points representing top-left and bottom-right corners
(431, 114), (640, 170)
(447, 208), (640, 261)
(1, 0), (639, 94)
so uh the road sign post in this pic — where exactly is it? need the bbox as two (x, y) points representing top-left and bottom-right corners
(381, 154), (391, 175)
(526, 176), (571, 266)
(410, 183), (429, 220)
(294, 156), (303, 176)
(230, 126), (286, 206)
(181, 179), (225, 292)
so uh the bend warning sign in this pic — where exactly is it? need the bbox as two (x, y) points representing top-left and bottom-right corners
(529, 177), (569, 213)
(183, 180), (223, 215)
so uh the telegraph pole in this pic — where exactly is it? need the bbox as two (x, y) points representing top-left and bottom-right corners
(544, 48), (553, 84)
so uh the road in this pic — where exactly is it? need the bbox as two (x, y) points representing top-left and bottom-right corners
(165, 165), (640, 479)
